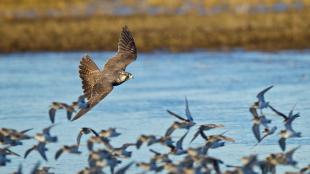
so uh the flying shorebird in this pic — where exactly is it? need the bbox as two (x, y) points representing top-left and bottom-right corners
(72, 95), (88, 110)
(0, 147), (20, 166)
(99, 128), (121, 138)
(200, 131), (235, 154)
(76, 127), (99, 146)
(34, 125), (58, 143)
(249, 105), (272, 142)
(190, 124), (224, 143)
(72, 26), (137, 121)
(49, 102), (76, 123)
(253, 85), (273, 113)
(268, 105), (301, 132)
(55, 145), (81, 160)
(0, 128), (32, 146)
(254, 126), (277, 146)
(165, 97), (195, 136)
(24, 142), (48, 161)
(136, 135), (157, 149)
(269, 105), (301, 151)
(167, 130), (189, 155)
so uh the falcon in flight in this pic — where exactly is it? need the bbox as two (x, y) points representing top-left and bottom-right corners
(72, 26), (137, 121)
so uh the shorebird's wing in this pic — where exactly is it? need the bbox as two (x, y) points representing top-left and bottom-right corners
(42, 125), (55, 137)
(90, 128), (99, 137)
(176, 130), (189, 150)
(249, 106), (260, 118)
(66, 109), (73, 121)
(87, 139), (94, 151)
(165, 122), (177, 137)
(72, 83), (113, 121)
(24, 146), (35, 159)
(49, 108), (56, 124)
(190, 129), (200, 143)
(285, 114), (300, 132)
(37, 143), (48, 161)
(256, 85), (273, 102)
(268, 105), (288, 120)
(6, 148), (20, 157)
(20, 128), (33, 134)
(149, 149), (161, 155)
(200, 129), (209, 141)
(76, 130), (83, 146)
(278, 137), (286, 151)
(185, 97), (193, 122)
(285, 146), (300, 161)
(30, 161), (41, 174)
(167, 110), (187, 121)
(252, 123), (261, 142)
(218, 135), (235, 142)
(115, 162), (134, 174)
(103, 26), (137, 73)
(55, 148), (64, 160)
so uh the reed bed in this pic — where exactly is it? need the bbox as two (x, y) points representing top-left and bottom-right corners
(1, 9), (309, 52)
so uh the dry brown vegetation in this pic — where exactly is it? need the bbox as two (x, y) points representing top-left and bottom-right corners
(1, 8), (310, 52)
(1, 0), (310, 53)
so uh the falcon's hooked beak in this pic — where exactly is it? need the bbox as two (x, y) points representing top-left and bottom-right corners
(128, 74), (134, 79)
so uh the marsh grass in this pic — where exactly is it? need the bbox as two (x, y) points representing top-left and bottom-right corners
(1, 9), (309, 52)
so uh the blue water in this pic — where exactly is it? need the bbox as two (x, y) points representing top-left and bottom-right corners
(0, 51), (309, 173)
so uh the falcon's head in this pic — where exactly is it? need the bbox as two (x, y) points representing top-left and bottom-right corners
(115, 71), (133, 85)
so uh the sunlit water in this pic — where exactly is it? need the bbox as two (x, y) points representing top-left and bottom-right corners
(0, 51), (310, 173)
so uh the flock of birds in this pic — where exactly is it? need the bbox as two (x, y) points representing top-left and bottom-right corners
(1, 27), (309, 173)
(1, 86), (309, 174)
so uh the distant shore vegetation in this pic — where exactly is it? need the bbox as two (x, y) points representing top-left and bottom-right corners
(0, 0), (309, 52)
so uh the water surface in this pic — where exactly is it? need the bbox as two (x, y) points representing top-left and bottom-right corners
(0, 51), (309, 173)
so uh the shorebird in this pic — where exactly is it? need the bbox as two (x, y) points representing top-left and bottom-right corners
(55, 145), (81, 160)
(24, 142), (48, 161)
(270, 146), (300, 166)
(0, 128), (32, 146)
(29, 161), (54, 174)
(34, 125), (58, 143)
(0, 147), (20, 166)
(249, 105), (272, 142)
(269, 105), (301, 130)
(49, 102), (76, 123)
(201, 131), (235, 154)
(77, 167), (104, 174)
(153, 135), (174, 147)
(87, 136), (110, 151)
(136, 134), (157, 149)
(269, 105), (301, 151)
(136, 160), (164, 173)
(190, 124), (224, 143)
(165, 121), (194, 137)
(226, 155), (258, 174)
(149, 149), (171, 163)
(254, 126), (277, 146)
(253, 85), (273, 113)
(278, 130), (301, 152)
(72, 95), (88, 109)
(77, 127), (99, 146)
(103, 141), (136, 158)
(72, 26), (137, 121)
(167, 130), (189, 155)
(165, 97), (196, 136)
(99, 128), (121, 138)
